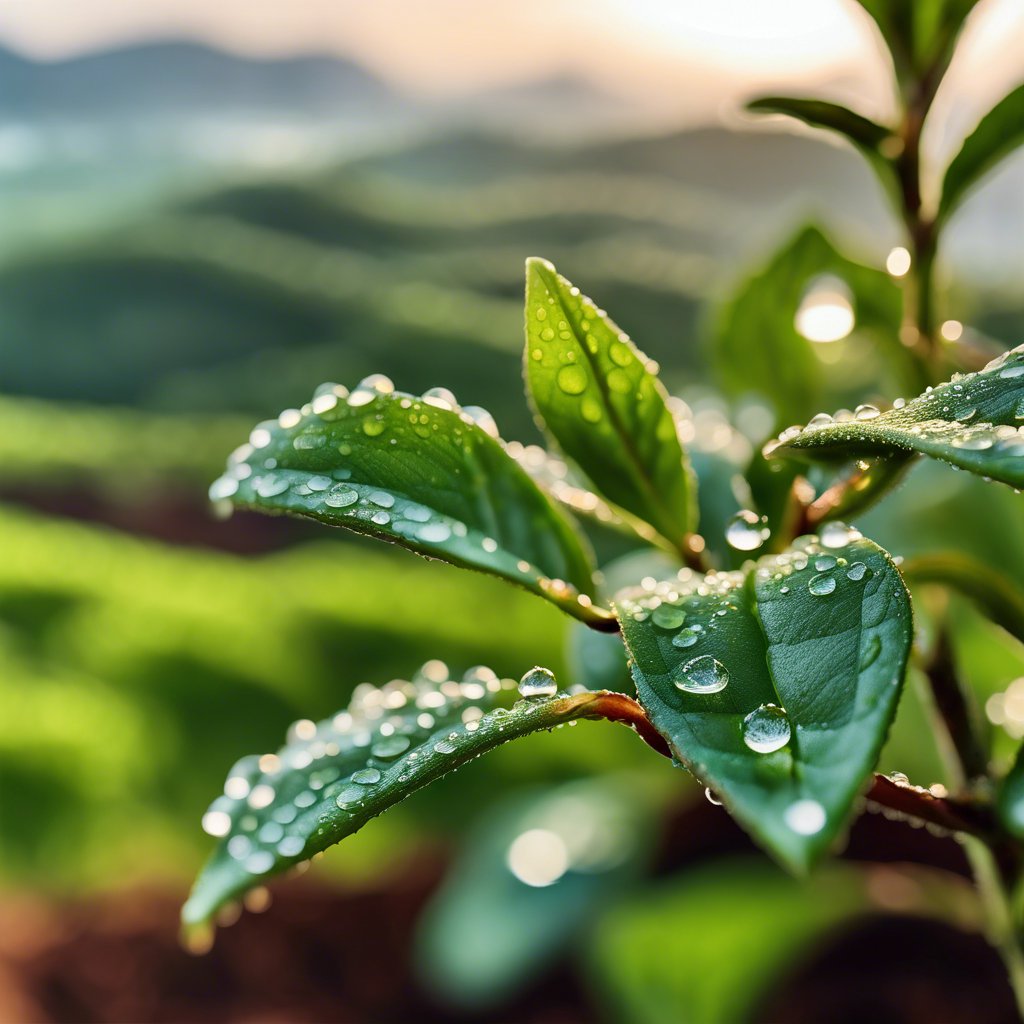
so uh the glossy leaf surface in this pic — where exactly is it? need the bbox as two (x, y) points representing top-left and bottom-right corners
(182, 664), (661, 941)
(210, 376), (608, 625)
(524, 258), (696, 548)
(766, 345), (1024, 489)
(616, 532), (912, 872)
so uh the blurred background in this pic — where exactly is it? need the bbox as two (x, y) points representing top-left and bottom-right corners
(2, 1), (1024, 1021)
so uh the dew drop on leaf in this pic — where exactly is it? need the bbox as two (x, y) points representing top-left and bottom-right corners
(742, 704), (791, 753)
(676, 655), (729, 694)
(652, 604), (686, 630)
(518, 666), (558, 698)
(556, 364), (588, 395)
(725, 509), (769, 551)
(808, 573), (837, 596)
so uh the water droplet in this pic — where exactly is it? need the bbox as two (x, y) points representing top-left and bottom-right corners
(742, 704), (791, 753)
(705, 788), (722, 806)
(847, 562), (868, 581)
(372, 735), (411, 759)
(556, 364), (588, 395)
(434, 739), (457, 754)
(325, 485), (359, 508)
(820, 521), (860, 549)
(581, 397), (602, 423)
(676, 655), (729, 694)
(784, 799), (826, 835)
(209, 476), (239, 501)
(814, 555), (837, 570)
(672, 626), (703, 648)
(652, 604), (686, 630)
(1000, 364), (1024, 379)
(362, 418), (385, 437)
(952, 435), (993, 450)
(351, 768), (381, 785)
(418, 522), (452, 543)
(334, 784), (365, 809)
(855, 404), (880, 421)
(807, 412), (833, 429)
(518, 666), (557, 698)
(809, 573), (836, 596)
(277, 835), (305, 858)
(725, 510), (769, 552)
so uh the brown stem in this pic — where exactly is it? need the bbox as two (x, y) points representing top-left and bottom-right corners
(574, 690), (671, 758)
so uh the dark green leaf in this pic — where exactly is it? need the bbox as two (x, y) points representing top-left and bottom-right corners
(210, 375), (611, 626)
(746, 97), (900, 210)
(524, 258), (696, 549)
(940, 84), (1024, 222)
(713, 225), (904, 427)
(766, 344), (1024, 489)
(181, 664), (661, 944)
(853, 0), (977, 83)
(615, 532), (912, 872)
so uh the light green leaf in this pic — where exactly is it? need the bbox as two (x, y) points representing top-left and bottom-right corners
(746, 97), (900, 210)
(210, 375), (610, 626)
(524, 258), (696, 550)
(181, 664), (662, 945)
(940, 84), (1024, 222)
(765, 344), (1024, 490)
(615, 532), (912, 872)
(713, 225), (904, 427)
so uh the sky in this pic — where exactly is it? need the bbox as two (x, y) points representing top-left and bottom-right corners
(1, 0), (1022, 149)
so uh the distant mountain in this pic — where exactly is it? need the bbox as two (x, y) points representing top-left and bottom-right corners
(0, 40), (403, 119)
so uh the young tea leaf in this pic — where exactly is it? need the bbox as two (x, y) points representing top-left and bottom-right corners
(615, 530), (912, 873)
(524, 258), (696, 551)
(939, 83), (1024, 222)
(181, 664), (664, 945)
(210, 376), (611, 626)
(746, 97), (900, 211)
(765, 344), (1024, 490)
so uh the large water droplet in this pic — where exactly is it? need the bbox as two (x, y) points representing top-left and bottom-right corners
(518, 666), (557, 698)
(676, 655), (729, 694)
(351, 768), (381, 785)
(855, 404), (880, 421)
(742, 704), (791, 753)
(325, 485), (359, 508)
(557, 364), (588, 395)
(725, 509), (769, 552)
(652, 604), (686, 630)
(820, 521), (860, 549)
(809, 573), (836, 596)
(672, 626), (703, 648)
(846, 562), (868, 581)
(372, 735), (411, 759)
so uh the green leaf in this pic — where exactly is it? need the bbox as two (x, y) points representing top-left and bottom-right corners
(765, 344), (1024, 490)
(210, 375), (611, 626)
(615, 532), (912, 872)
(181, 663), (662, 944)
(524, 258), (696, 550)
(939, 84), (1024, 222)
(713, 225), (904, 427)
(415, 778), (651, 1010)
(901, 552), (1024, 647)
(746, 97), (900, 210)
(998, 744), (1024, 839)
(854, 0), (977, 83)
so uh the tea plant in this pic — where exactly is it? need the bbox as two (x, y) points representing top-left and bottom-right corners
(185, 0), (1024, 1012)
